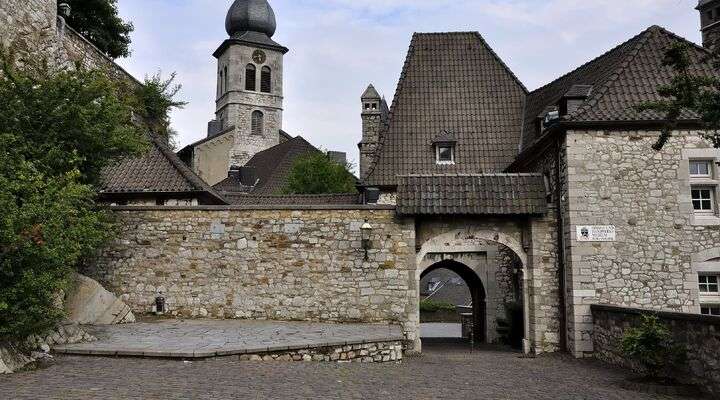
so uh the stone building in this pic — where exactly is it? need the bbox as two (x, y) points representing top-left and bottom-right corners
(359, 7), (720, 356)
(177, 0), (349, 189)
(6, 0), (720, 363)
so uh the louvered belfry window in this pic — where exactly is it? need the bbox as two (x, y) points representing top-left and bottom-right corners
(260, 66), (271, 93)
(245, 64), (257, 91)
(251, 111), (264, 136)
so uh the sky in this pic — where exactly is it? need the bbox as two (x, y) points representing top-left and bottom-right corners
(115, 0), (701, 167)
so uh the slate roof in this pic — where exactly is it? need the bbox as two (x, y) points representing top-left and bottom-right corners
(99, 136), (227, 204)
(213, 136), (322, 196)
(396, 174), (547, 216)
(363, 32), (528, 187)
(521, 25), (716, 150)
(223, 193), (361, 206)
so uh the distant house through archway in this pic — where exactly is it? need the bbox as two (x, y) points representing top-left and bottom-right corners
(420, 259), (486, 342)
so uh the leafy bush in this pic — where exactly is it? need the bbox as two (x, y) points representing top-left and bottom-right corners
(283, 152), (357, 195)
(419, 299), (456, 313)
(621, 314), (686, 380)
(65, 0), (134, 59)
(0, 49), (145, 340)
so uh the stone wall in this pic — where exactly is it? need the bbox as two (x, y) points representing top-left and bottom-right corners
(591, 304), (720, 396)
(85, 206), (420, 344)
(565, 130), (720, 356)
(239, 340), (403, 363)
(0, 0), (138, 85)
(414, 216), (561, 353)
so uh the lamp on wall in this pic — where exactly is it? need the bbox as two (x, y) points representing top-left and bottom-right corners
(361, 221), (373, 261)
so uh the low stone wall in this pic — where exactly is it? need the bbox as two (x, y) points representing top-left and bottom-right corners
(591, 304), (720, 395)
(86, 206), (419, 345)
(238, 341), (404, 363)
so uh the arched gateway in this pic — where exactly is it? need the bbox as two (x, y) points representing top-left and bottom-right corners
(396, 174), (563, 355)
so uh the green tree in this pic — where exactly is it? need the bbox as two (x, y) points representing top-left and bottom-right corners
(132, 72), (188, 149)
(65, 0), (134, 59)
(283, 153), (358, 195)
(0, 49), (145, 339)
(637, 43), (720, 150)
(0, 49), (147, 185)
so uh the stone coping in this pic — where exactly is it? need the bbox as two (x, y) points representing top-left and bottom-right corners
(51, 320), (406, 360)
(54, 337), (406, 359)
(108, 205), (396, 212)
(591, 304), (720, 325)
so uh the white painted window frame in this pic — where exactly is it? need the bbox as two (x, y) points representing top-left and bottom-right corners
(681, 149), (720, 226)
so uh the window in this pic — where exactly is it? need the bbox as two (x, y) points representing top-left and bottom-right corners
(690, 160), (712, 178)
(701, 305), (720, 316)
(224, 66), (229, 94)
(364, 103), (371, 110)
(692, 187), (715, 213)
(699, 275), (720, 294)
(251, 110), (264, 136)
(260, 66), (271, 93)
(218, 69), (223, 97)
(245, 64), (256, 91)
(436, 145), (455, 164)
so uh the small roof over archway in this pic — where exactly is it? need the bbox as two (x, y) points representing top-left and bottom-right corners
(396, 173), (547, 216)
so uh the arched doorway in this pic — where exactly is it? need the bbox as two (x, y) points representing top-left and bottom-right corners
(420, 259), (486, 342)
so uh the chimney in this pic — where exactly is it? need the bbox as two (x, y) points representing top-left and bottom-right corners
(698, 0), (720, 50)
(228, 165), (241, 180)
(327, 151), (347, 166)
(239, 166), (257, 187)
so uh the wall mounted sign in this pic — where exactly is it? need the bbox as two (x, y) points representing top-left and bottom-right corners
(576, 225), (616, 242)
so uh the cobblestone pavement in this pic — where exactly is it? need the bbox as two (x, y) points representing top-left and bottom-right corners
(54, 319), (403, 358)
(0, 343), (705, 400)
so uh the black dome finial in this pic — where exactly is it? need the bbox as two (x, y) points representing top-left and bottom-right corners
(225, 0), (277, 38)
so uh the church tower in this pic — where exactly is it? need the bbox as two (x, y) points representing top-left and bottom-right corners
(698, 0), (720, 50)
(213, 0), (289, 167)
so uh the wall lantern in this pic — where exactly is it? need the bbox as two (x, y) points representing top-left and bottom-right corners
(361, 221), (373, 261)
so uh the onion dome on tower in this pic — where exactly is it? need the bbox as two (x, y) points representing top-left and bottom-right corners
(215, 0), (287, 55)
(225, 0), (277, 38)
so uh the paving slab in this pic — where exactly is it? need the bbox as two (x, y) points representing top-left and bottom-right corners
(52, 319), (404, 359)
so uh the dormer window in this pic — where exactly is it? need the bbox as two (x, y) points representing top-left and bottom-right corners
(436, 144), (455, 164)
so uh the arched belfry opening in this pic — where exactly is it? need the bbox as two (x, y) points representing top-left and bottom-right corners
(421, 259), (487, 342)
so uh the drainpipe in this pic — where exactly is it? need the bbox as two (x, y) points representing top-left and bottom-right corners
(521, 221), (532, 355)
(555, 132), (568, 352)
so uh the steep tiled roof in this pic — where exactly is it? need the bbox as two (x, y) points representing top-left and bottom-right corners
(100, 136), (227, 204)
(521, 26), (716, 150)
(213, 136), (321, 195)
(364, 32), (527, 187)
(223, 193), (361, 206)
(396, 174), (547, 216)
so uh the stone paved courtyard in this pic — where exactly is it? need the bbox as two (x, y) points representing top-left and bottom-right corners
(0, 343), (706, 400)
(53, 319), (404, 358)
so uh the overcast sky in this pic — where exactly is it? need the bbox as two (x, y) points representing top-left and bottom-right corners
(116, 0), (700, 165)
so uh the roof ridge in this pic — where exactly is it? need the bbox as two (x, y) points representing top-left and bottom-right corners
(363, 33), (418, 183)
(149, 135), (228, 203)
(568, 25), (712, 121)
(527, 26), (653, 97)
(566, 25), (656, 120)
(472, 32), (528, 94)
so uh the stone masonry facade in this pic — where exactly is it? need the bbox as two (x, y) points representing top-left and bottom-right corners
(0, 0), (138, 84)
(564, 130), (720, 356)
(238, 340), (404, 364)
(86, 207), (420, 346)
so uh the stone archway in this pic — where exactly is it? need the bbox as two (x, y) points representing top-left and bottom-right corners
(421, 259), (487, 342)
(415, 228), (531, 353)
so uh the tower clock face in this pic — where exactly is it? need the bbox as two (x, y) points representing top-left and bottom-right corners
(252, 50), (266, 64)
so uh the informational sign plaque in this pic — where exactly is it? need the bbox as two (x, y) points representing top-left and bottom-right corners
(576, 225), (616, 242)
